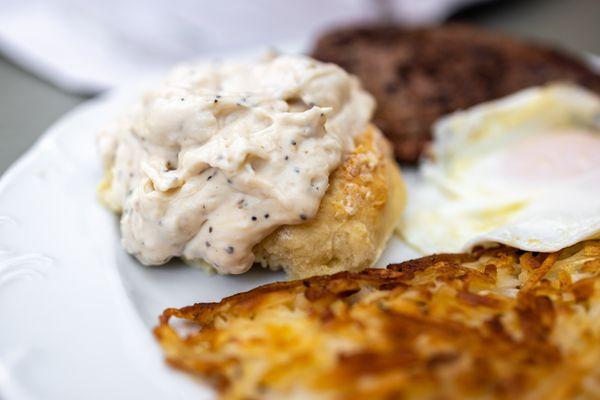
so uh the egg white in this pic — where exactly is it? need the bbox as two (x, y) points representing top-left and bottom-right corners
(399, 84), (600, 255)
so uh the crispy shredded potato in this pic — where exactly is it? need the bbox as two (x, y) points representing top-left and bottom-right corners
(155, 241), (600, 399)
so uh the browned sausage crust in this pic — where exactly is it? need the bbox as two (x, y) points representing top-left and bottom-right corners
(312, 24), (600, 163)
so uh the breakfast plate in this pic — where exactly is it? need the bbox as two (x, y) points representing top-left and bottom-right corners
(0, 57), (418, 400)
(1, 34), (597, 398)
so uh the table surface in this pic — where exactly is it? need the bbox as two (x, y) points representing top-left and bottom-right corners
(0, 0), (599, 174)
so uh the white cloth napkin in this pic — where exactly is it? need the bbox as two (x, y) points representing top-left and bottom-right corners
(0, 0), (485, 94)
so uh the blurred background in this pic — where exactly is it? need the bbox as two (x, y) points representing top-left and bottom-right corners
(0, 0), (598, 173)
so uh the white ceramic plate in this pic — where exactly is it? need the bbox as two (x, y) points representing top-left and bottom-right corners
(0, 58), (419, 399)
(4, 47), (595, 400)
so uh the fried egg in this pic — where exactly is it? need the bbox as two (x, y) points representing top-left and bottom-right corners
(399, 83), (600, 254)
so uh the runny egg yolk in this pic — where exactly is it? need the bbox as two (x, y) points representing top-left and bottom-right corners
(503, 129), (600, 182)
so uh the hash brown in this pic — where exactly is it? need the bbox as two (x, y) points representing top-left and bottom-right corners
(155, 240), (600, 399)
(312, 24), (600, 163)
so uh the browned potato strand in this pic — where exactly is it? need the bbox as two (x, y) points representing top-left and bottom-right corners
(155, 240), (600, 400)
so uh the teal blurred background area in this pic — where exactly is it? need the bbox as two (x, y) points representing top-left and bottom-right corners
(0, 0), (598, 174)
